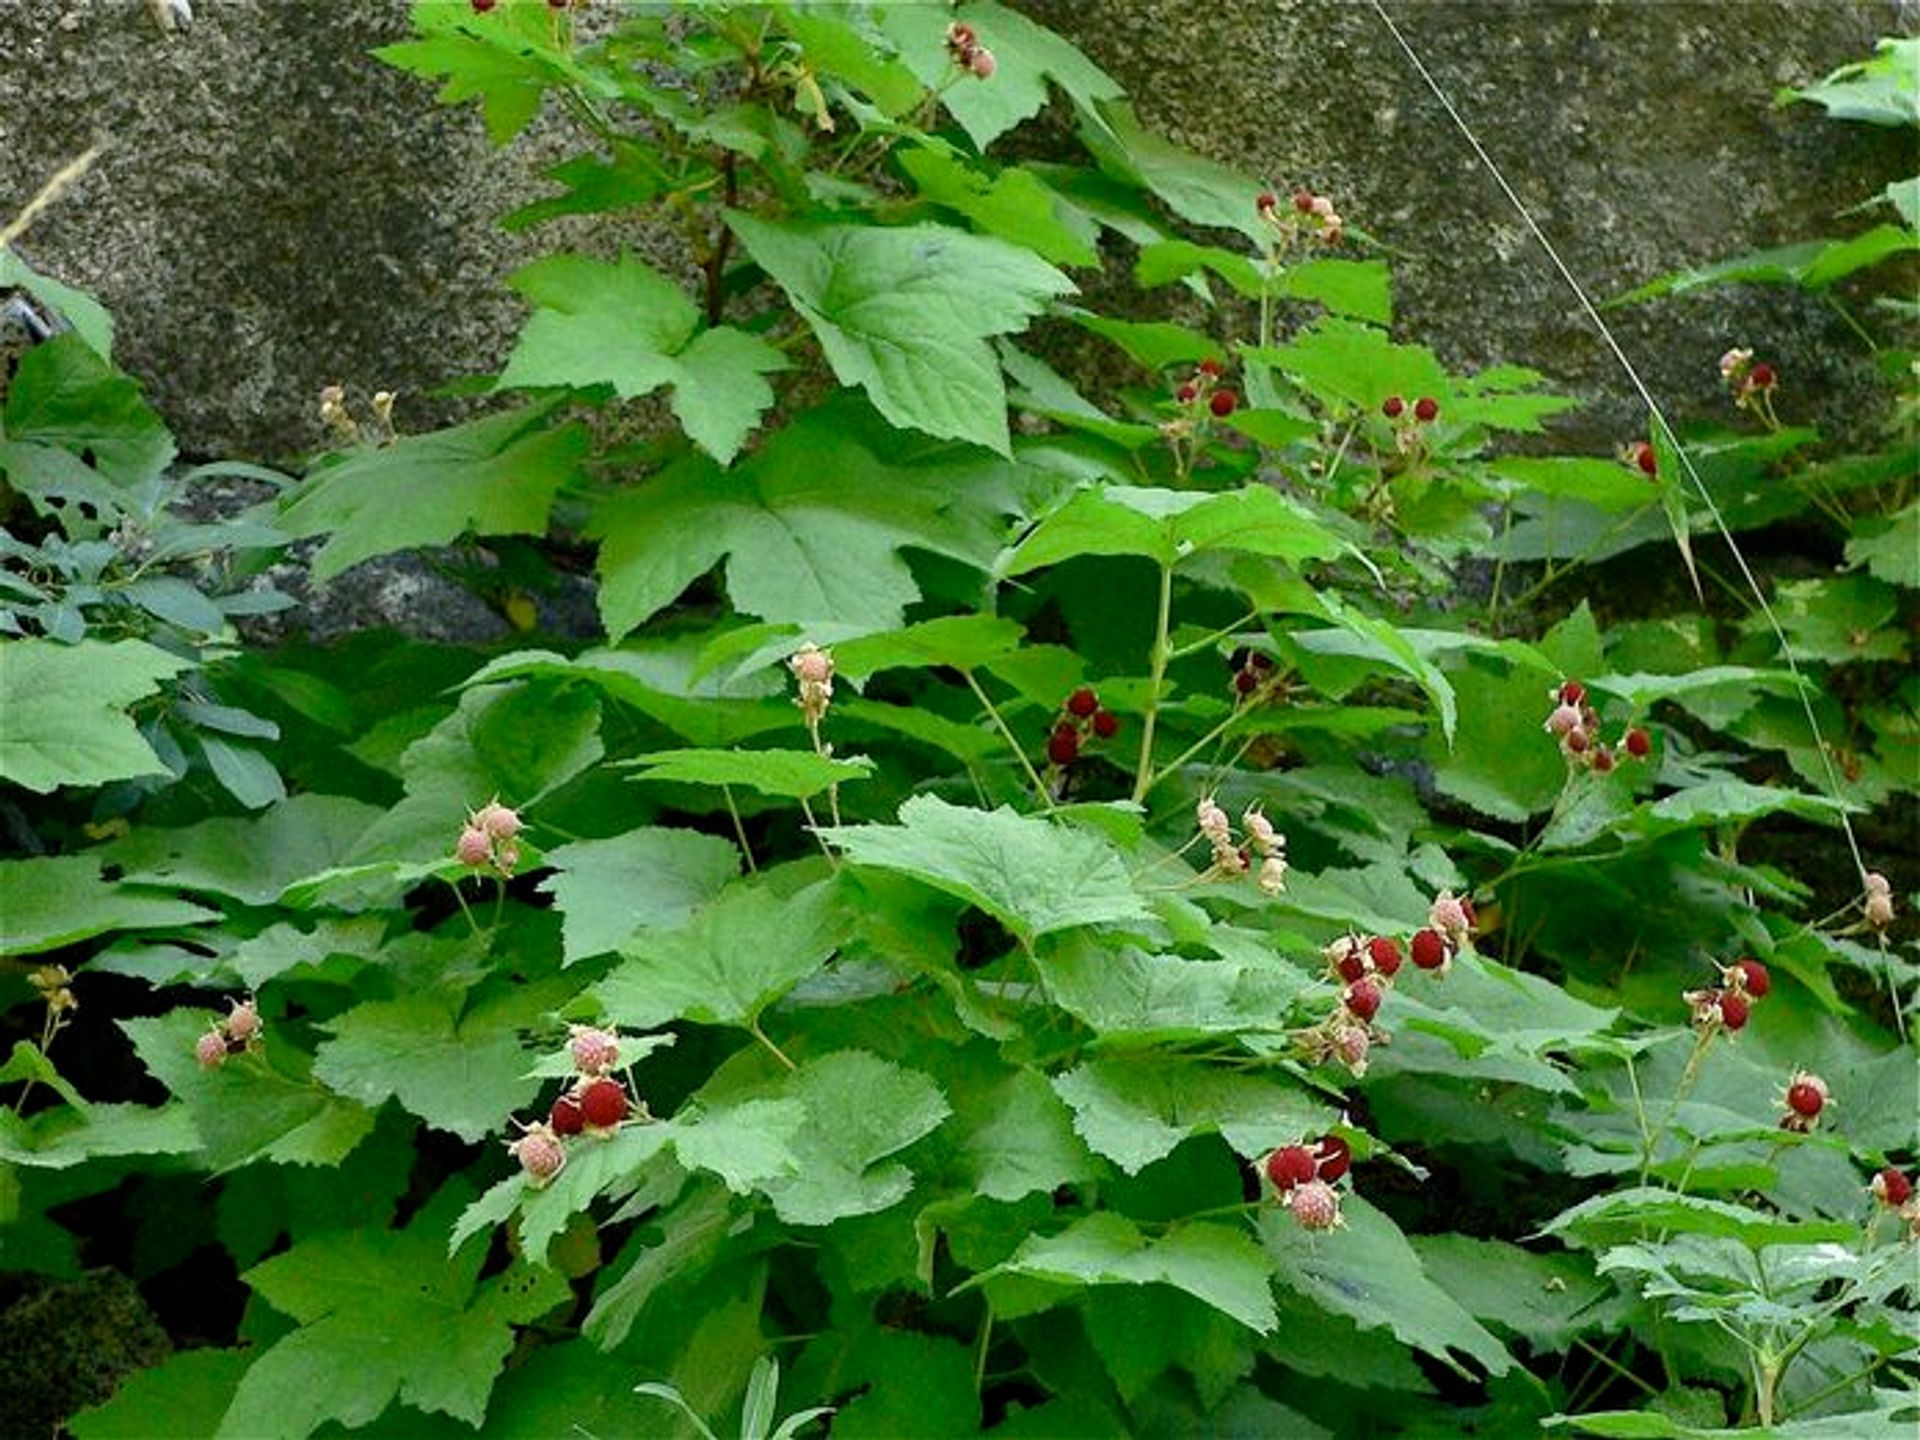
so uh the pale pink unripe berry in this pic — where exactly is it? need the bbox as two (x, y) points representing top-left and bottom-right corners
(1242, 806), (1278, 853)
(1545, 702), (1583, 738)
(1429, 892), (1471, 947)
(1196, 797), (1231, 844)
(569, 1025), (620, 1077)
(456, 825), (492, 867)
(1287, 1179), (1343, 1232)
(790, 645), (833, 685)
(224, 997), (263, 1044)
(494, 841), (521, 877)
(969, 46), (996, 79)
(1331, 1022), (1371, 1073)
(1257, 855), (1289, 897)
(474, 800), (522, 841)
(195, 1029), (228, 1069)
(509, 1124), (567, 1187)
(1864, 872), (1894, 930)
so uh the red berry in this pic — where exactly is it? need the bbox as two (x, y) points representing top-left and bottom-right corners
(1066, 686), (1099, 718)
(1592, 745), (1615, 774)
(1249, 652), (1274, 671)
(1786, 1081), (1825, 1118)
(1176, 382), (1198, 404)
(579, 1078), (630, 1129)
(1624, 727), (1651, 758)
(1635, 443), (1658, 476)
(550, 1094), (586, 1136)
(1256, 191), (1278, 213)
(1872, 1167), (1914, 1208)
(1559, 680), (1586, 706)
(1264, 1144), (1318, 1192)
(1209, 389), (1238, 418)
(947, 22), (975, 47)
(1458, 897), (1476, 929)
(1292, 189), (1315, 214)
(1234, 669), (1260, 696)
(1718, 991), (1751, 1032)
(1734, 959), (1770, 999)
(1565, 727), (1589, 754)
(471, 0), (497, 11)
(1367, 936), (1403, 978)
(1344, 977), (1382, 1023)
(1381, 395), (1405, 419)
(1312, 1134), (1351, 1183)
(1091, 710), (1119, 740)
(1410, 928), (1448, 971)
(1047, 726), (1080, 766)
(1413, 396), (1439, 423)
(548, 0), (570, 10)
(1333, 941), (1367, 984)
(1198, 358), (1225, 379)
(1748, 362), (1775, 389)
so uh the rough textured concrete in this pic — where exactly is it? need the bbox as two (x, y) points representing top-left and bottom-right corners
(1, 0), (1912, 462)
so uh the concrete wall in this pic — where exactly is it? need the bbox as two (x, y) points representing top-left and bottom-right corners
(2, 0), (1911, 462)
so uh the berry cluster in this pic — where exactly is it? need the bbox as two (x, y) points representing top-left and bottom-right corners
(1045, 686), (1120, 767)
(1719, 347), (1779, 424)
(1303, 892), (1473, 1075)
(456, 799), (524, 878)
(1871, 1167), (1919, 1240)
(507, 1026), (644, 1188)
(1195, 797), (1289, 897)
(194, 996), (265, 1069)
(1172, 357), (1238, 419)
(945, 22), (996, 79)
(1684, 957), (1769, 1036)
(1261, 1134), (1352, 1232)
(1778, 1069), (1831, 1134)
(1863, 870), (1895, 932)
(1621, 439), (1659, 478)
(788, 643), (835, 727)
(1379, 394), (1441, 461)
(1226, 645), (1276, 702)
(1256, 187), (1344, 247)
(1543, 680), (1651, 774)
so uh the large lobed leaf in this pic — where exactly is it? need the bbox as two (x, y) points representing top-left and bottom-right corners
(0, 639), (192, 794)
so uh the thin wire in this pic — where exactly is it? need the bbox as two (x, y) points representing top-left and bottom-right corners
(1368, 0), (1869, 884)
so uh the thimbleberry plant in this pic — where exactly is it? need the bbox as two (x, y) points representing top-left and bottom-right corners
(2, 10), (1913, 1440)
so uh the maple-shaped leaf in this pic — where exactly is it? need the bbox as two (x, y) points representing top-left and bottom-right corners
(497, 253), (786, 464)
(216, 1184), (569, 1438)
(727, 214), (1073, 454)
(373, 2), (580, 145)
(275, 403), (588, 583)
(589, 401), (1017, 638)
(0, 639), (192, 795)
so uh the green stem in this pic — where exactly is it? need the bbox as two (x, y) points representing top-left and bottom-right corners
(722, 784), (758, 874)
(1130, 563), (1176, 805)
(1168, 609), (1261, 661)
(1139, 706), (1245, 802)
(748, 1017), (798, 1072)
(973, 1302), (994, 1395)
(447, 878), (482, 939)
(1572, 1336), (1661, 1404)
(964, 670), (1053, 810)
(797, 796), (837, 869)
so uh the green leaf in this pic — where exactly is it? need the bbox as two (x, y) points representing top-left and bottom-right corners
(1410, 1235), (1617, 1352)
(102, 794), (383, 907)
(1069, 312), (1229, 371)
(1, 334), (174, 488)
(899, 147), (1098, 267)
(1780, 37), (1920, 125)
(1078, 100), (1267, 246)
(68, 1348), (253, 1440)
(999, 484), (1347, 575)
(988, 1212), (1277, 1333)
(820, 794), (1150, 944)
(1261, 1195), (1514, 1376)
(1036, 934), (1309, 1043)
(726, 214), (1073, 454)
(1279, 259), (1394, 325)
(216, 1188), (569, 1437)
(831, 615), (1027, 679)
(0, 639), (192, 793)
(275, 405), (587, 582)
(1542, 1188), (1860, 1249)
(0, 248), (115, 357)
(497, 252), (785, 464)
(623, 747), (874, 800)
(1846, 501), (1920, 587)
(374, 10), (571, 145)
(1292, 594), (1460, 745)
(1052, 1056), (1330, 1174)
(1259, 317), (1450, 413)
(952, 1067), (1097, 1202)
(538, 829), (739, 964)
(0, 855), (216, 958)
(1133, 240), (1266, 298)
(312, 988), (544, 1144)
(594, 880), (844, 1030)
(1613, 226), (1920, 304)
(590, 403), (1013, 637)
(121, 1011), (375, 1171)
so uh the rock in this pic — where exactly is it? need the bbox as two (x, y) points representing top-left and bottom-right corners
(0, 1268), (172, 1435)
(1, 0), (1911, 463)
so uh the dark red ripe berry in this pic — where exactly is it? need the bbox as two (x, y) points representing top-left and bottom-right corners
(548, 0), (570, 9)
(1344, 977), (1382, 1022)
(1199, 357), (1225, 379)
(1624, 727), (1651, 758)
(1092, 710), (1119, 740)
(579, 1078), (630, 1128)
(1209, 389), (1238, 418)
(1749, 362), (1775, 388)
(1227, 646), (1251, 672)
(1718, 991), (1751, 1032)
(1066, 686), (1099, 718)
(1047, 726), (1081, 766)
(1335, 944), (1367, 984)
(1874, 1167), (1915, 1207)
(1293, 189), (1315, 214)
(1367, 936), (1403, 977)
(1786, 1082), (1825, 1117)
(1312, 1134), (1351, 1183)
(949, 22), (976, 46)
(471, 0), (497, 10)
(1559, 680), (1586, 706)
(1458, 897), (1476, 928)
(1234, 669), (1260, 696)
(1413, 396), (1439, 423)
(1256, 190), (1278, 213)
(1592, 745), (1616, 774)
(1635, 443), (1658, 476)
(1264, 1144), (1318, 1191)
(1566, 728), (1590, 754)
(1249, 652), (1274, 671)
(1382, 395), (1406, 419)
(1410, 928), (1448, 970)
(550, 1094), (586, 1136)
(1735, 959), (1770, 999)
(1176, 382), (1198, 404)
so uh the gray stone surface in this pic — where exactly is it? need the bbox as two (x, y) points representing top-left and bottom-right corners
(1, 0), (1913, 463)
